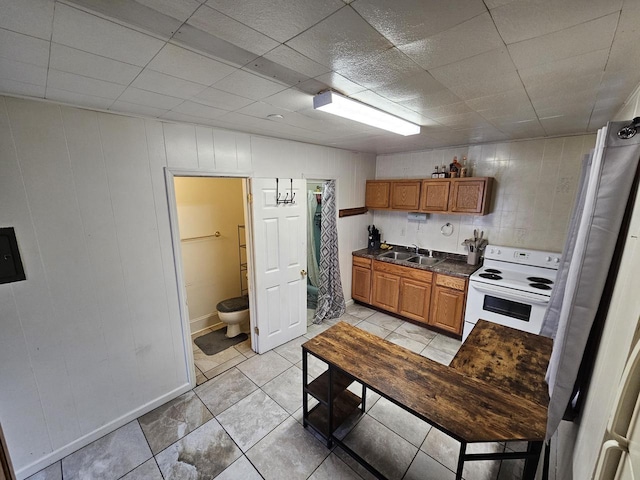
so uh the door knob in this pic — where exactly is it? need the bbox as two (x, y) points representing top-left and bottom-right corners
(300, 269), (307, 277)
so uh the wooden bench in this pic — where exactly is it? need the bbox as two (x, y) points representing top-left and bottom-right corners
(302, 320), (552, 480)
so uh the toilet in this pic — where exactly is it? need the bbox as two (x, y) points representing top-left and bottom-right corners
(216, 295), (250, 338)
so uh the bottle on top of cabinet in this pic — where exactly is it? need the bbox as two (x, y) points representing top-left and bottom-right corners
(449, 156), (461, 178)
(432, 165), (440, 178)
(460, 156), (469, 177)
(439, 164), (447, 178)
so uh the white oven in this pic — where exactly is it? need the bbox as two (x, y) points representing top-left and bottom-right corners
(463, 245), (561, 342)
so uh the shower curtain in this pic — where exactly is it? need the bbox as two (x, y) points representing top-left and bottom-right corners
(541, 121), (640, 440)
(306, 190), (320, 288)
(314, 180), (346, 323)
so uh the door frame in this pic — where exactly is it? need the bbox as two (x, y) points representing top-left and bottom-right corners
(164, 168), (256, 388)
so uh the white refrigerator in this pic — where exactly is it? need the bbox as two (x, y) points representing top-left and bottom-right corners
(594, 338), (640, 479)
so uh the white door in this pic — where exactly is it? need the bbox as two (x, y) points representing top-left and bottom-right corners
(250, 178), (307, 353)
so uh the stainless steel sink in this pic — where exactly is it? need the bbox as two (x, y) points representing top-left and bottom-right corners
(407, 255), (444, 266)
(378, 251), (416, 261)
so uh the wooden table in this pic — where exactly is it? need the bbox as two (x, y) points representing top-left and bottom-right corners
(301, 320), (552, 480)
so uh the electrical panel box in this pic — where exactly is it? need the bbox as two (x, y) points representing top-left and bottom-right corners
(0, 227), (26, 284)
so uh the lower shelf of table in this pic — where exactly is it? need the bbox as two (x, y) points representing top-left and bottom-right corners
(306, 390), (362, 439)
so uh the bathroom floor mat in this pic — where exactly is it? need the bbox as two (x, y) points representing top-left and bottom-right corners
(194, 330), (248, 356)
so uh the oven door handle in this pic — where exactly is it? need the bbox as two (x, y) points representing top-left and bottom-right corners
(470, 283), (551, 305)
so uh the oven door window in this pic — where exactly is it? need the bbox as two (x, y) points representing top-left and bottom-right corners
(483, 295), (532, 322)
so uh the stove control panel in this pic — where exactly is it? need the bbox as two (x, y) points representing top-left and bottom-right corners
(485, 245), (562, 269)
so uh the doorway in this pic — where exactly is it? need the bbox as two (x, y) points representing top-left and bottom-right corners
(171, 175), (252, 383)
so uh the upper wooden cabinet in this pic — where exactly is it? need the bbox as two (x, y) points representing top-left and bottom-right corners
(365, 180), (391, 209)
(420, 180), (450, 212)
(365, 177), (493, 215)
(391, 180), (421, 210)
(450, 178), (493, 214)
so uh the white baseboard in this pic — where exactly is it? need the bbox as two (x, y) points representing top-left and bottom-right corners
(190, 312), (221, 334)
(15, 382), (192, 480)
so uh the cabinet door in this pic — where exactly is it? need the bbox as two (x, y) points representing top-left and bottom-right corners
(399, 278), (431, 324)
(352, 265), (372, 303)
(429, 285), (465, 335)
(371, 271), (400, 312)
(420, 180), (450, 212)
(365, 180), (391, 209)
(391, 180), (421, 210)
(450, 179), (489, 214)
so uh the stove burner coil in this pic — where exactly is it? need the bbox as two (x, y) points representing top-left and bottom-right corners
(479, 273), (503, 280)
(484, 269), (502, 274)
(530, 283), (552, 290)
(527, 277), (553, 284)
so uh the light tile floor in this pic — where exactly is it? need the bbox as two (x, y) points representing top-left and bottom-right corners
(27, 305), (526, 480)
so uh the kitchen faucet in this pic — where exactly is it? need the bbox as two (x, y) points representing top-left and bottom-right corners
(411, 244), (419, 254)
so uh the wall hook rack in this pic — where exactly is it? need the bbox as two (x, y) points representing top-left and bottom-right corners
(276, 178), (296, 205)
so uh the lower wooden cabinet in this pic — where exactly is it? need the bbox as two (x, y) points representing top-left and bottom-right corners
(352, 256), (467, 336)
(352, 257), (372, 303)
(429, 274), (466, 334)
(399, 277), (431, 324)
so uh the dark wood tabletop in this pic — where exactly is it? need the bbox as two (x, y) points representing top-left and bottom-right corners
(302, 320), (551, 443)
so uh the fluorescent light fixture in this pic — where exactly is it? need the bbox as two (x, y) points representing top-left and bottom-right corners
(313, 90), (420, 136)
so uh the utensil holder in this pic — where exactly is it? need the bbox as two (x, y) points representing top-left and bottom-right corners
(467, 251), (479, 265)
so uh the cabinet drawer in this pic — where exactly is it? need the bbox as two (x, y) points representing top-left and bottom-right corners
(353, 256), (371, 268)
(435, 274), (466, 291)
(373, 260), (432, 283)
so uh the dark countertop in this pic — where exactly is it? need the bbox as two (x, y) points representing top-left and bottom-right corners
(352, 246), (481, 278)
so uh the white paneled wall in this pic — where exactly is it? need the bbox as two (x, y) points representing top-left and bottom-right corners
(0, 95), (375, 478)
(375, 135), (596, 254)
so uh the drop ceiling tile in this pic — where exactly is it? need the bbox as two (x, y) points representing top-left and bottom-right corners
(65, 0), (190, 39)
(262, 89), (314, 112)
(312, 72), (366, 95)
(429, 48), (520, 100)
(490, 0), (622, 44)
(50, 43), (142, 86)
(0, 0), (54, 40)
(47, 70), (126, 99)
(187, 5), (279, 56)
(296, 77), (330, 96)
(205, 0), (344, 43)
(131, 69), (209, 99)
(194, 87), (255, 110)
(350, 90), (428, 125)
(400, 13), (503, 70)
(0, 78), (45, 97)
(171, 100), (229, 118)
(434, 111), (493, 129)
(420, 102), (472, 119)
(118, 87), (184, 109)
(135, 0), (202, 22)
(605, 0), (640, 73)
(397, 88), (462, 111)
(212, 69), (287, 100)
(0, 28), (49, 66)
(147, 44), (237, 86)
(375, 71), (445, 103)
(45, 87), (114, 109)
(235, 101), (290, 119)
(507, 13), (618, 70)
(0, 57), (47, 85)
(172, 24), (259, 68)
(262, 45), (331, 78)
(110, 100), (169, 118)
(539, 113), (590, 135)
(519, 49), (608, 95)
(286, 7), (392, 70)
(52, 3), (165, 67)
(465, 88), (536, 120)
(335, 47), (422, 90)
(352, 0), (487, 45)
